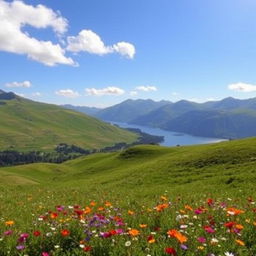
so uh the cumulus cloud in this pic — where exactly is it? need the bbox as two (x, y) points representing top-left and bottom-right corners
(67, 30), (135, 59)
(5, 80), (31, 88)
(0, 0), (75, 66)
(228, 82), (256, 92)
(55, 89), (80, 98)
(129, 91), (138, 96)
(135, 86), (157, 92)
(85, 87), (125, 96)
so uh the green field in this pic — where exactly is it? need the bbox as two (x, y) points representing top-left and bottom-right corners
(0, 138), (256, 255)
(0, 97), (137, 152)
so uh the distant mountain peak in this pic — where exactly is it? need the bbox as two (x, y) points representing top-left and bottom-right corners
(0, 90), (17, 100)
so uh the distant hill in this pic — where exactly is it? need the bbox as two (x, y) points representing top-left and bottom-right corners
(95, 99), (170, 122)
(62, 104), (100, 116)
(93, 97), (256, 139)
(0, 91), (137, 151)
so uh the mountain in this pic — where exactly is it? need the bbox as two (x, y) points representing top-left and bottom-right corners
(131, 100), (201, 127)
(62, 104), (100, 116)
(95, 99), (170, 122)
(0, 91), (137, 151)
(164, 109), (256, 138)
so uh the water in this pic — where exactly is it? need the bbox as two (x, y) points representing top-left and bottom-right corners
(111, 122), (227, 147)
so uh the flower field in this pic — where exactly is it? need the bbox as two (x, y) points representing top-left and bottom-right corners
(1, 193), (255, 256)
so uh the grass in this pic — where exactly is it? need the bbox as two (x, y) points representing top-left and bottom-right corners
(0, 137), (256, 255)
(0, 97), (137, 151)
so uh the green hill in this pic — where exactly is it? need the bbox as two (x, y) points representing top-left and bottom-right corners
(1, 137), (256, 195)
(0, 92), (137, 151)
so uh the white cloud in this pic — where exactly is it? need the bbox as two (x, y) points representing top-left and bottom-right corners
(129, 90), (138, 96)
(171, 92), (179, 96)
(0, 0), (75, 66)
(228, 82), (256, 92)
(32, 92), (41, 97)
(85, 87), (125, 96)
(135, 86), (157, 92)
(55, 89), (80, 98)
(67, 30), (135, 59)
(5, 80), (31, 88)
(113, 42), (135, 59)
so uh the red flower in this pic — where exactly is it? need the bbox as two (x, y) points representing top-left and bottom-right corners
(33, 230), (41, 237)
(61, 229), (70, 236)
(165, 247), (176, 255)
(83, 246), (92, 252)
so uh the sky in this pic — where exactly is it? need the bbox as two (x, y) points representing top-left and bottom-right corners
(1, 0), (256, 107)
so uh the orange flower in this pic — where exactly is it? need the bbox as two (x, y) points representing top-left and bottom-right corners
(105, 201), (112, 207)
(128, 229), (140, 236)
(98, 207), (104, 211)
(226, 207), (244, 216)
(167, 229), (187, 243)
(185, 205), (193, 211)
(90, 201), (96, 206)
(5, 220), (14, 226)
(156, 203), (168, 212)
(50, 212), (58, 219)
(236, 239), (245, 246)
(235, 224), (244, 230)
(128, 210), (135, 215)
(61, 229), (70, 236)
(147, 235), (156, 243)
(84, 207), (92, 214)
(139, 224), (147, 228)
(253, 221), (256, 226)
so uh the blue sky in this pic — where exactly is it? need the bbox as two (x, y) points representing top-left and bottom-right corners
(1, 0), (256, 107)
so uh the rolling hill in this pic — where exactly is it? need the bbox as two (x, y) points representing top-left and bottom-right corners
(0, 91), (137, 151)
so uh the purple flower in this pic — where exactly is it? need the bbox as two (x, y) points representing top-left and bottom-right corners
(16, 245), (25, 250)
(180, 244), (188, 250)
(198, 237), (206, 243)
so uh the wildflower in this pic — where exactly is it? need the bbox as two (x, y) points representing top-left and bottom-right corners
(224, 253), (234, 256)
(226, 208), (244, 216)
(235, 239), (245, 246)
(128, 210), (134, 215)
(197, 237), (206, 243)
(139, 224), (147, 228)
(180, 244), (188, 250)
(50, 212), (58, 219)
(33, 230), (41, 237)
(204, 225), (215, 233)
(128, 229), (140, 236)
(185, 205), (193, 211)
(105, 201), (112, 207)
(83, 246), (92, 252)
(5, 220), (14, 226)
(16, 245), (25, 250)
(147, 235), (155, 243)
(161, 196), (168, 201)
(125, 241), (131, 247)
(156, 203), (168, 212)
(167, 229), (187, 243)
(165, 247), (176, 255)
(4, 230), (13, 236)
(42, 253), (49, 256)
(61, 229), (70, 237)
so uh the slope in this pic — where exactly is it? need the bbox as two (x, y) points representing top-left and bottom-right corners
(0, 92), (137, 151)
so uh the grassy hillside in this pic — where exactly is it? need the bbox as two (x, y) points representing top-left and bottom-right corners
(0, 138), (256, 255)
(0, 96), (137, 151)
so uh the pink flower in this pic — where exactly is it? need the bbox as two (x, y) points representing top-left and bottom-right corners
(204, 226), (215, 233)
(198, 237), (206, 243)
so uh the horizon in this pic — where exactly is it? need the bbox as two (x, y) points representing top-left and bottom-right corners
(1, 88), (256, 109)
(1, 0), (256, 107)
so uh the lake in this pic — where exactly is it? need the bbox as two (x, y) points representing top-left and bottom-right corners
(111, 122), (227, 147)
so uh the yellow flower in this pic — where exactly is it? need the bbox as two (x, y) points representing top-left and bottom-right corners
(5, 220), (14, 226)
(128, 210), (135, 215)
(197, 246), (204, 250)
(161, 196), (167, 201)
(139, 224), (147, 228)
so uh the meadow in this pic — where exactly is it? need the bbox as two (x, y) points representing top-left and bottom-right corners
(0, 138), (256, 255)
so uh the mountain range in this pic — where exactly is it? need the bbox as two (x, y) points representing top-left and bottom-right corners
(64, 97), (256, 139)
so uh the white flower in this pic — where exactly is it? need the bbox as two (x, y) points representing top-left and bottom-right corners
(224, 252), (234, 256)
(79, 244), (85, 248)
(180, 225), (188, 229)
(54, 245), (60, 249)
(125, 241), (131, 247)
